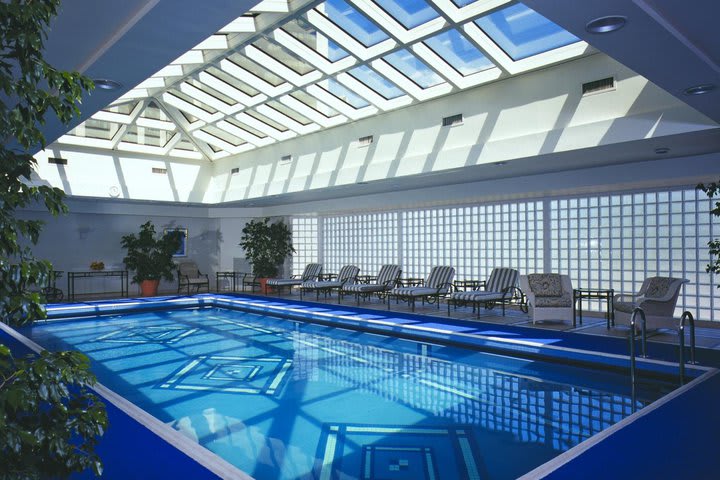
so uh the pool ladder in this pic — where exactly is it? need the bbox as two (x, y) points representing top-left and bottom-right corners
(628, 308), (697, 387)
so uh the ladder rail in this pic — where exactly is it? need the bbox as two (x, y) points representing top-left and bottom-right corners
(678, 311), (696, 385)
(628, 307), (647, 409)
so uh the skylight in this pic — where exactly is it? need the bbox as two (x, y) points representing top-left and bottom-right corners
(54, 0), (587, 161)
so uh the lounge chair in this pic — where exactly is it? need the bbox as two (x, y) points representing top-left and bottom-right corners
(177, 261), (210, 294)
(614, 276), (689, 330)
(300, 264), (359, 300)
(519, 273), (573, 324)
(265, 263), (322, 294)
(388, 266), (455, 312)
(447, 267), (520, 317)
(341, 264), (402, 305)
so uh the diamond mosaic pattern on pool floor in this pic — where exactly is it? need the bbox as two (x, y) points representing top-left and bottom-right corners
(160, 355), (292, 394)
(316, 424), (483, 480)
(95, 326), (199, 344)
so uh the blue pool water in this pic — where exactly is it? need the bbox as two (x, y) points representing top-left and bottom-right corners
(22, 307), (673, 479)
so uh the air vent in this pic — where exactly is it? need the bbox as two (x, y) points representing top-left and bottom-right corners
(48, 157), (67, 165)
(582, 77), (615, 95)
(442, 113), (463, 127)
(280, 154), (292, 163)
(358, 135), (374, 146)
(231, 167), (239, 174)
(152, 167), (167, 174)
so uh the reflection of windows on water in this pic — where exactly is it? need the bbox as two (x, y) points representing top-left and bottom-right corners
(290, 331), (640, 450)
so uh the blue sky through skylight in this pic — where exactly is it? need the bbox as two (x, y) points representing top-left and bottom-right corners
(383, 49), (444, 88)
(424, 30), (494, 76)
(322, 0), (390, 47)
(475, 3), (579, 60)
(348, 65), (405, 99)
(325, 79), (371, 108)
(374, 0), (440, 30)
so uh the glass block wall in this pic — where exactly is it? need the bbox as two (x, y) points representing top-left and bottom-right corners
(323, 212), (398, 275)
(291, 217), (318, 276)
(292, 185), (718, 321)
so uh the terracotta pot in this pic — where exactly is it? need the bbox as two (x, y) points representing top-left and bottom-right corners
(139, 279), (160, 297)
(259, 277), (274, 294)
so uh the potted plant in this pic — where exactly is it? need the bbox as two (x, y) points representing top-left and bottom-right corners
(121, 221), (182, 296)
(239, 218), (295, 292)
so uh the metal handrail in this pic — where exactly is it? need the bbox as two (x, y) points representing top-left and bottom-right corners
(628, 307), (647, 412)
(678, 311), (697, 385)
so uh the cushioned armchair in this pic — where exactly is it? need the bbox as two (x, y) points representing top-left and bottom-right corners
(519, 274), (573, 324)
(177, 261), (210, 294)
(614, 276), (689, 330)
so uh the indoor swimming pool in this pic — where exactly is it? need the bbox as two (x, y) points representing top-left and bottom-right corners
(19, 302), (681, 480)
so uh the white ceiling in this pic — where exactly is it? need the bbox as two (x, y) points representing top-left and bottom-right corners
(38, 0), (720, 207)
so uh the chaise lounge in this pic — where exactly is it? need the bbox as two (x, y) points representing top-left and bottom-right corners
(388, 266), (455, 312)
(265, 263), (322, 295)
(300, 264), (359, 300)
(447, 267), (520, 317)
(341, 264), (402, 305)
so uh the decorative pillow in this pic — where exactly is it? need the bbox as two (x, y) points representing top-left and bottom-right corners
(528, 274), (563, 297)
(645, 277), (672, 298)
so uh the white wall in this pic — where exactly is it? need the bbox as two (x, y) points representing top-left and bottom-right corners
(207, 54), (717, 203)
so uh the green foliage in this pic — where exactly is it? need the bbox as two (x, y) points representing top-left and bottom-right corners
(121, 221), (183, 283)
(239, 218), (295, 278)
(0, 347), (108, 479)
(1, 1), (106, 478)
(697, 181), (720, 287)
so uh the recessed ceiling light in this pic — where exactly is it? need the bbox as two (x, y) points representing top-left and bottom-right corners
(356, 181), (369, 185)
(585, 16), (627, 34)
(654, 147), (670, 154)
(684, 84), (716, 96)
(494, 161), (507, 166)
(93, 78), (123, 91)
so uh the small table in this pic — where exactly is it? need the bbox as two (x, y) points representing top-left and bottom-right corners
(356, 275), (377, 284)
(454, 279), (484, 292)
(399, 277), (424, 287)
(216, 271), (237, 292)
(67, 270), (128, 301)
(573, 288), (615, 328)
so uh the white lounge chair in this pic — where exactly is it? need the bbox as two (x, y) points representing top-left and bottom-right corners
(614, 276), (689, 330)
(520, 273), (573, 324)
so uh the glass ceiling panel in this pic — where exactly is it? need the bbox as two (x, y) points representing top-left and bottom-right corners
(167, 90), (218, 114)
(319, 79), (370, 109)
(424, 29), (494, 76)
(205, 66), (260, 96)
(123, 125), (174, 147)
(187, 79), (238, 106)
(266, 100), (314, 125)
(252, 36), (316, 75)
(69, 119), (120, 140)
(227, 52), (285, 86)
(174, 137), (198, 151)
(102, 102), (137, 115)
(475, 3), (580, 60)
(245, 109), (290, 132)
(451, 0), (477, 7)
(225, 117), (269, 138)
(383, 49), (444, 88)
(142, 101), (170, 121)
(290, 90), (341, 117)
(201, 125), (246, 146)
(318, 0), (390, 47)
(282, 16), (350, 62)
(374, 0), (439, 30)
(347, 65), (404, 100)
